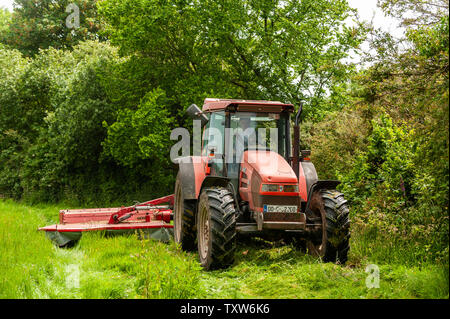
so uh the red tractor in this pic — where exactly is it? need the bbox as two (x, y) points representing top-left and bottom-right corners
(174, 98), (350, 270)
(39, 98), (350, 271)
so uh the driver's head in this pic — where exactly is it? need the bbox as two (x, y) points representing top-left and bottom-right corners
(239, 117), (251, 130)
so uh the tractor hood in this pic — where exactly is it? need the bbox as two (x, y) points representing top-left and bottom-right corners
(243, 150), (298, 184)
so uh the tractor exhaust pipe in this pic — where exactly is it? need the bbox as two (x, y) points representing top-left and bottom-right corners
(293, 102), (303, 178)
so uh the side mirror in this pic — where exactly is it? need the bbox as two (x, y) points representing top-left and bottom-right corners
(187, 104), (209, 127)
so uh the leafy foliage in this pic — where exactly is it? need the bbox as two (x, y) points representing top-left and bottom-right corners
(1, 0), (104, 56)
(308, 7), (449, 264)
(0, 8), (11, 38)
(102, 88), (173, 168)
(98, 0), (364, 119)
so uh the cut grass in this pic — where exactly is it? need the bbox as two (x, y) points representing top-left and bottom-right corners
(0, 199), (448, 299)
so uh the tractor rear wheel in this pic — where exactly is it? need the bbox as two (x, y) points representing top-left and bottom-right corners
(174, 173), (197, 251)
(307, 190), (350, 264)
(197, 187), (237, 270)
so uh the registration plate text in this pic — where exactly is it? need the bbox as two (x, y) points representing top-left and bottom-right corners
(263, 205), (298, 213)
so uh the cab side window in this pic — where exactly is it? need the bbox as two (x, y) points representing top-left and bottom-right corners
(202, 111), (225, 156)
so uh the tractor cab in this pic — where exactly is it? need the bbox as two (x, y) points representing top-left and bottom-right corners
(198, 99), (293, 193)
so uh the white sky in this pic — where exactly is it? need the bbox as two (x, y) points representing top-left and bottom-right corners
(0, 0), (12, 11)
(347, 0), (405, 38)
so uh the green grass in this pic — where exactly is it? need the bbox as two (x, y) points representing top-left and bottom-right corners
(0, 198), (448, 299)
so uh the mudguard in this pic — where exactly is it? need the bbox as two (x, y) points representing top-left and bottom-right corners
(176, 156), (203, 200)
(176, 156), (230, 200)
(301, 161), (319, 201)
(201, 176), (231, 190)
(305, 180), (341, 213)
(308, 180), (341, 195)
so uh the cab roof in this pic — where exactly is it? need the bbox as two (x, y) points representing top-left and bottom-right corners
(202, 98), (294, 113)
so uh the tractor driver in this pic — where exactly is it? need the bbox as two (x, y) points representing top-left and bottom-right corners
(233, 117), (257, 168)
(237, 117), (257, 150)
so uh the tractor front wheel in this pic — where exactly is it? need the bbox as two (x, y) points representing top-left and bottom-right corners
(197, 187), (237, 270)
(307, 189), (350, 264)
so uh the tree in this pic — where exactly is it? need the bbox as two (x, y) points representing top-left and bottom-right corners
(98, 0), (365, 119)
(307, 0), (448, 263)
(1, 0), (104, 56)
(378, 0), (449, 27)
(0, 8), (11, 40)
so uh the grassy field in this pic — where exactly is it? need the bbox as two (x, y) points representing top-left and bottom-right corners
(0, 198), (448, 299)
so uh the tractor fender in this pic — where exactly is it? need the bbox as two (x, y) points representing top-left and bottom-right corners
(301, 161), (319, 201)
(200, 176), (241, 217)
(176, 156), (207, 200)
(200, 176), (231, 191)
(305, 180), (341, 213)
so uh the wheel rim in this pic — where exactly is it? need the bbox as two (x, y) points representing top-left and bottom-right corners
(315, 204), (328, 257)
(307, 192), (327, 257)
(174, 182), (183, 243)
(198, 204), (210, 261)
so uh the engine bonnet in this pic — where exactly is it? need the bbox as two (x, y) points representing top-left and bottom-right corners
(243, 150), (298, 184)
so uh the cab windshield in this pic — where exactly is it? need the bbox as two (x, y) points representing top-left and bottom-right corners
(226, 111), (290, 182)
(201, 111), (290, 183)
(229, 112), (288, 157)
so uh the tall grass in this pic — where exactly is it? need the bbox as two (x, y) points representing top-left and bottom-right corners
(0, 199), (448, 299)
(0, 199), (205, 299)
(0, 199), (68, 298)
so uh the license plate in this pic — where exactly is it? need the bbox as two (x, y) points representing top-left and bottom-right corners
(263, 205), (298, 213)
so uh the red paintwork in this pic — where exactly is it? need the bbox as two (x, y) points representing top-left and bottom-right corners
(192, 156), (207, 198)
(259, 190), (300, 197)
(298, 163), (308, 202)
(107, 195), (174, 224)
(238, 150), (306, 211)
(244, 150), (298, 183)
(40, 221), (172, 233)
(202, 98), (294, 113)
(239, 152), (255, 208)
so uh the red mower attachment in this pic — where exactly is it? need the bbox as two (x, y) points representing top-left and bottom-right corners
(39, 195), (174, 247)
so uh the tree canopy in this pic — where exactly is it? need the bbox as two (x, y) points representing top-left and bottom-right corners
(1, 0), (104, 56)
(98, 0), (364, 118)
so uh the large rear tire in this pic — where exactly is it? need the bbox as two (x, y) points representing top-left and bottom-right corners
(197, 187), (237, 270)
(174, 173), (197, 251)
(307, 190), (350, 264)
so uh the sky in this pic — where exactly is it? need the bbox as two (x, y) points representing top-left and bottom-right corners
(0, 0), (12, 11)
(347, 0), (405, 38)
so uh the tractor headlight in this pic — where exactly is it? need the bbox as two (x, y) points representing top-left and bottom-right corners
(283, 185), (299, 193)
(261, 184), (299, 193)
(261, 184), (280, 192)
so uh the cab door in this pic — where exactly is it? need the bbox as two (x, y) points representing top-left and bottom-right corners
(202, 111), (226, 177)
